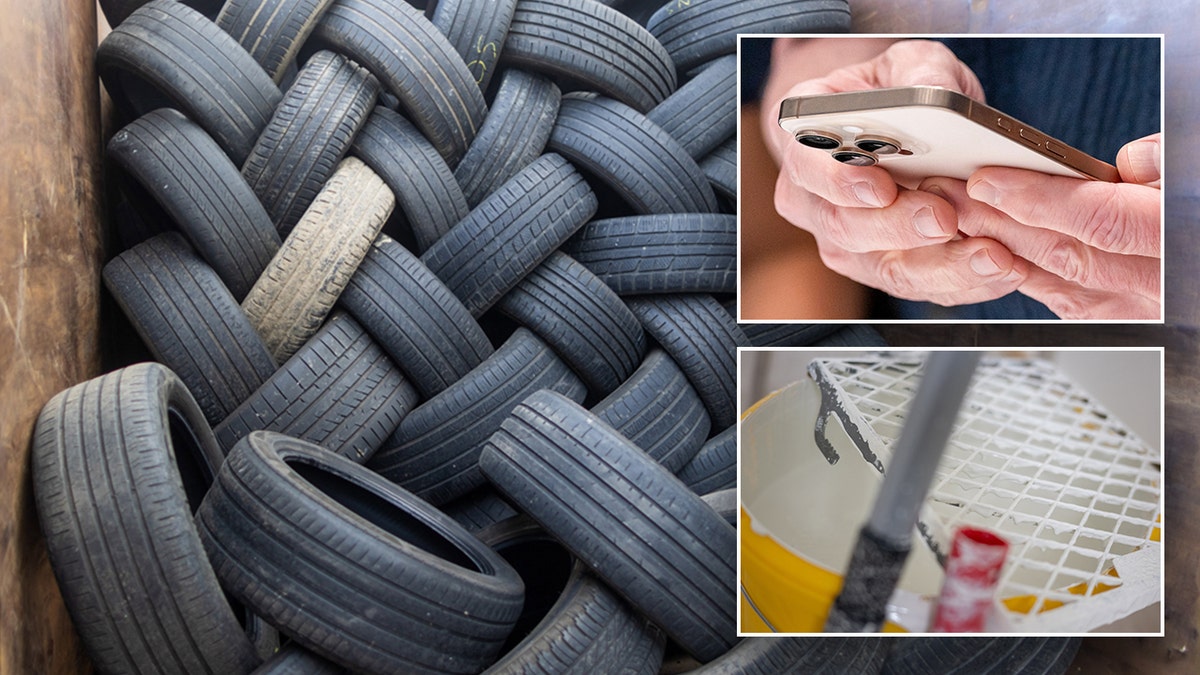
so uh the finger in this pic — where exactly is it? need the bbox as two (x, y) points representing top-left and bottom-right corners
(758, 38), (902, 163)
(1017, 267), (1161, 320)
(775, 178), (957, 252)
(760, 38), (899, 164)
(790, 40), (986, 102)
(966, 168), (1161, 257)
(930, 177), (1162, 300)
(1116, 133), (1162, 187)
(768, 39), (986, 162)
(876, 40), (987, 102)
(819, 236), (1027, 306)
(779, 139), (899, 208)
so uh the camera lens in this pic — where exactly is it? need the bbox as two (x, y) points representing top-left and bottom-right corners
(854, 136), (901, 155)
(794, 130), (841, 150)
(831, 148), (878, 167)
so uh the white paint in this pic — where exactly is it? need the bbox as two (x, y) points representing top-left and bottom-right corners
(742, 354), (1163, 633)
(741, 379), (946, 613)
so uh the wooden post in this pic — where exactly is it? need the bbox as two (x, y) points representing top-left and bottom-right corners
(0, 0), (105, 671)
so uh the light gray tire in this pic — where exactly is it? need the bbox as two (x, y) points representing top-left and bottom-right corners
(241, 157), (394, 363)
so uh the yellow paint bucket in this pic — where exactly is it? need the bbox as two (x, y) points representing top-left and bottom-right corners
(739, 378), (943, 633)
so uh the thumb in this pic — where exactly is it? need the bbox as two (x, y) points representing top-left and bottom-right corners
(1116, 133), (1161, 187)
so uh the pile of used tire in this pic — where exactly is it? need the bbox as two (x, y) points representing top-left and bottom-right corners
(31, 0), (1078, 672)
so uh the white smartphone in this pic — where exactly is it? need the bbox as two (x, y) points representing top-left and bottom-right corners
(777, 86), (1120, 188)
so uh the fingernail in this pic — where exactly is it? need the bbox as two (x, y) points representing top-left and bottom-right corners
(852, 181), (884, 207)
(969, 180), (1000, 206)
(969, 249), (1003, 276)
(923, 184), (945, 197)
(913, 206), (948, 239)
(1127, 138), (1161, 184)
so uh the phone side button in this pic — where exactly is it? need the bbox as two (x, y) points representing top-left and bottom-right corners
(1018, 127), (1045, 147)
(996, 117), (1012, 131)
(1044, 140), (1068, 159)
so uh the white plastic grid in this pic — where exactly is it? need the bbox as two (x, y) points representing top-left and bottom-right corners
(808, 353), (1161, 631)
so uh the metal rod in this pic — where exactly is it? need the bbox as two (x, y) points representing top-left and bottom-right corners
(825, 350), (981, 632)
(868, 351), (982, 547)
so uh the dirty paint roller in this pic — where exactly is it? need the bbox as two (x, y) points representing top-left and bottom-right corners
(823, 351), (982, 632)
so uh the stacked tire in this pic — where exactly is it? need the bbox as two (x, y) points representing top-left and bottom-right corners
(31, 0), (1078, 672)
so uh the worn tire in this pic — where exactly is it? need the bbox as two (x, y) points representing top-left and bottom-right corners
(695, 637), (890, 674)
(548, 95), (718, 215)
(565, 213), (736, 295)
(97, 0), (281, 165)
(214, 312), (417, 463)
(430, 0), (518, 92)
(478, 517), (666, 675)
(241, 50), (379, 236)
(646, 0), (851, 74)
(32, 363), (262, 674)
(442, 485), (521, 534)
(626, 295), (745, 430)
(700, 136), (736, 203)
(351, 107), (470, 252)
(217, 0), (335, 83)
(883, 637), (1082, 675)
(252, 644), (347, 674)
(738, 322), (843, 347)
(421, 153), (597, 317)
(815, 324), (888, 347)
(700, 488), (736, 524)
(501, 0), (676, 112)
(590, 349), (710, 473)
(107, 108), (281, 301)
(475, 516), (576, 664)
(307, 0), (488, 166)
(497, 251), (647, 397)
(480, 390), (737, 662)
(646, 55), (736, 160)
(454, 69), (561, 209)
(197, 431), (526, 674)
(339, 235), (494, 398)
(677, 425), (736, 494)
(369, 327), (587, 505)
(102, 232), (278, 424)
(241, 157), (393, 363)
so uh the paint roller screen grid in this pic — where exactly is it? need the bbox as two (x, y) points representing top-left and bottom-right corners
(809, 354), (1161, 631)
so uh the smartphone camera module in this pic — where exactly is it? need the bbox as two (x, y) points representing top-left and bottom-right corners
(831, 148), (878, 166)
(794, 129), (842, 150)
(854, 135), (901, 155)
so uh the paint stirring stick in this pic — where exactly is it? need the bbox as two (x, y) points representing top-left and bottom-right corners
(823, 351), (982, 633)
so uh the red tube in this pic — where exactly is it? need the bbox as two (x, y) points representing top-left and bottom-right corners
(931, 527), (1009, 632)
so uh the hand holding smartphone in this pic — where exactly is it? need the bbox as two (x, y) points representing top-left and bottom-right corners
(778, 86), (1119, 188)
